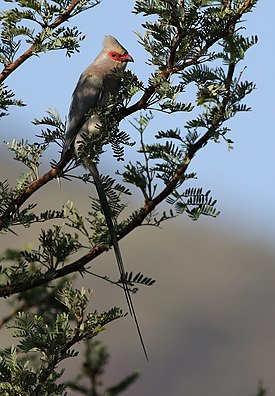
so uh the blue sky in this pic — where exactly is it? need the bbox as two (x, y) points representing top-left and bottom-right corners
(1, 0), (274, 246)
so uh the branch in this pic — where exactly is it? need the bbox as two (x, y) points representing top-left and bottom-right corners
(0, 0), (84, 83)
(0, 153), (72, 230)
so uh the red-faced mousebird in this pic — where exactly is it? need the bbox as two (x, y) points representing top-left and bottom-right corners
(59, 35), (148, 360)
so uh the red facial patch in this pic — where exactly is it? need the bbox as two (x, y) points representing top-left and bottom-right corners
(108, 51), (121, 61)
(108, 51), (134, 62)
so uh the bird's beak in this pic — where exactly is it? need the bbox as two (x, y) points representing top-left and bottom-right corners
(123, 53), (134, 63)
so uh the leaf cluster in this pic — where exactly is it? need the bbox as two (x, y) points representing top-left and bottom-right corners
(134, 0), (233, 65)
(0, 83), (25, 117)
(0, 0), (101, 64)
(0, 282), (125, 395)
(0, 0), (101, 117)
(167, 187), (220, 220)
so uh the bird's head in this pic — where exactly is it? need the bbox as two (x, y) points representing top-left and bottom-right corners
(103, 35), (134, 64)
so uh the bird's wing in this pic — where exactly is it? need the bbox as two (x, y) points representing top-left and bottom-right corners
(62, 73), (104, 158)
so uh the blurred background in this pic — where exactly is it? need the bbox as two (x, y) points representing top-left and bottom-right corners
(1, 1), (275, 395)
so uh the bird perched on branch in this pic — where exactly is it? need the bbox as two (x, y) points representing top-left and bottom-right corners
(60, 35), (148, 360)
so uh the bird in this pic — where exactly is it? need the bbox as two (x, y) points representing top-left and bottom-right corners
(60, 35), (148, 360)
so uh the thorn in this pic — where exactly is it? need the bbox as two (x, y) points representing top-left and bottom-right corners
(56, 176), (61, 188)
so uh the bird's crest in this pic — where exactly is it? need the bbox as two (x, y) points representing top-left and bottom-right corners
(103, 35), (127, 55)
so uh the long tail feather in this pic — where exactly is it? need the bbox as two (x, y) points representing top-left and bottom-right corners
(87, 162), (148, 361)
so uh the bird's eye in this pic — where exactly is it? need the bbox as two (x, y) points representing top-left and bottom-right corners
(111, 53), (117, 58)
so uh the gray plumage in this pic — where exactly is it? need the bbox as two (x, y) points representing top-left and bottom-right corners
(61, 36), (131, 160)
